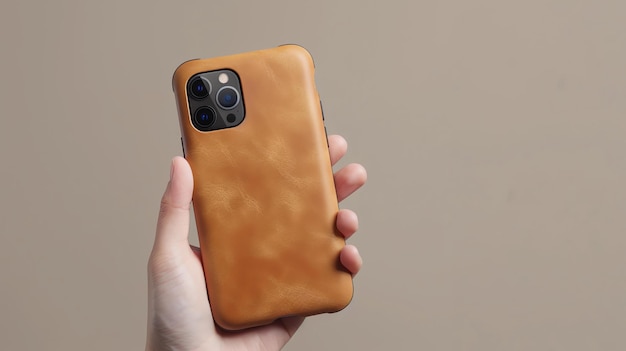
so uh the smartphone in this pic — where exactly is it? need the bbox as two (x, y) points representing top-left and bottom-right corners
(171, 45), (353, 330)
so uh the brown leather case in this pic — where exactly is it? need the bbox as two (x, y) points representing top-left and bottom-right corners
(172, 45), (353, 330)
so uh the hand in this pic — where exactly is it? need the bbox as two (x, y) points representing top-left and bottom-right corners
(146, 135), (367, 351)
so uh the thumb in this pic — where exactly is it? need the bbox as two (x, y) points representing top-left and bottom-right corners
(154, 156), (194, 252)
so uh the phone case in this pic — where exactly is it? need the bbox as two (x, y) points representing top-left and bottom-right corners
(172, 45), (353, 330)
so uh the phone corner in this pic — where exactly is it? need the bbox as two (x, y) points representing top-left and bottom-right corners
(277, 44), (316, 68)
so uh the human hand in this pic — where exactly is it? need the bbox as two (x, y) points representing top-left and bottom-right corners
(146, 135), (367, 351)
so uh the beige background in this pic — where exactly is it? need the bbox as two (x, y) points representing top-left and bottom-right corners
(2, 1), (626, 350)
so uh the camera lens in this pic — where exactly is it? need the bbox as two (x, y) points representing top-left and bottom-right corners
(216, 86), (240, 110)
(189, 77), (210, 99)
(194, 107), (216, 128)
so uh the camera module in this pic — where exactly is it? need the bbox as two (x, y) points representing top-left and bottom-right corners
(186, 69), (245, 132)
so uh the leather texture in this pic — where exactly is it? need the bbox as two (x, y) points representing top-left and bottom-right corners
(172, 45), (353, 330)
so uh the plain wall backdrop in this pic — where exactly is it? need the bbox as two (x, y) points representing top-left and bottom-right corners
(1, 1), (626, 350)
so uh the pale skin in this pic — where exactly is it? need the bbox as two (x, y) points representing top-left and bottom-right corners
(147, 135), (367, 351)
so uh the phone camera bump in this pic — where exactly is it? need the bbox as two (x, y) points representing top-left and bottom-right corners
(189, 77), (210, 100)
(216, 86), (240, 110)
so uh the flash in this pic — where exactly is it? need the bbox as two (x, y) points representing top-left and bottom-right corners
(218, 73), (229, 84)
